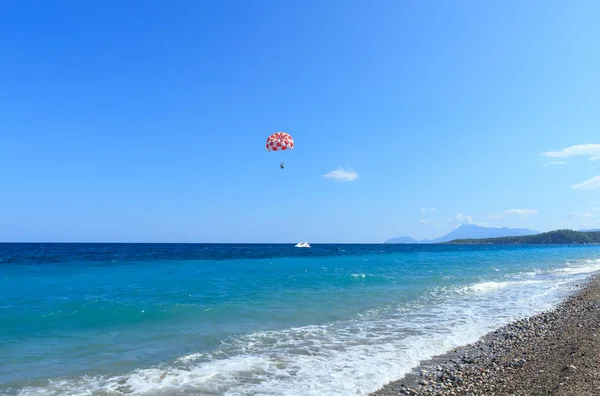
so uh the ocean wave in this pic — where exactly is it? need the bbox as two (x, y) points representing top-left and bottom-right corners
(505, 269), (543, 279)
(349, 273), (395, 281)
(14, 323), (496, 396)
(430, 279), (547, 299)
(551, 258), (600, 276)
(15, 279), (573, 396)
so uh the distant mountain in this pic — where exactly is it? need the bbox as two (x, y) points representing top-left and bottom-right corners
(384, 236), (420, 244)
(384, 224), (538, 244)
(430, 224), (538, 243)
(445, 229), (600, 245)
(579, 228), (600, 232)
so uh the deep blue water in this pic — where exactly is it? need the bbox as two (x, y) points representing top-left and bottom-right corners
(2, 243), (600, 395)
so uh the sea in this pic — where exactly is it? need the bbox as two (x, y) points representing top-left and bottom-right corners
(2, 243), (600, 396)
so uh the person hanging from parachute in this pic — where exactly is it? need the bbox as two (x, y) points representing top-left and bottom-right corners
(266, 132), (294, 169)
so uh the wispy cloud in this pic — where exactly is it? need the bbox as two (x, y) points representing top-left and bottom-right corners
(542, 161), (567, 167)
(323, 167), (359, 182)
(420, 208), (436, 212)
(487, 214), (503, 220)
(488, 208), (538, 219)
(503, 208), (538, 217)
(567, 211), (598, 220)
(541, 144), (600, 161)
(567, 212), (599, 229)
(449, 213), (472, 224)
(572, 175), (600, 190)
(417, 219), (430, 224)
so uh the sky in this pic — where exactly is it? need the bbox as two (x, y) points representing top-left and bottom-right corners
(1, 0), (599, 243)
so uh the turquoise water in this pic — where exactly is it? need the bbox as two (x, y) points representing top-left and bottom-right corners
(2, 243), (600, 395)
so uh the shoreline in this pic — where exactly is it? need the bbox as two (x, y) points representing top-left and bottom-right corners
(370, 274), (600, 395)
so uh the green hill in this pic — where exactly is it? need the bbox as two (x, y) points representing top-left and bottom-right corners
(445, 229), (600, 244)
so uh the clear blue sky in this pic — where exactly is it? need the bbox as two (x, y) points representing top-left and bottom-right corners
(1, 0), (599, 243)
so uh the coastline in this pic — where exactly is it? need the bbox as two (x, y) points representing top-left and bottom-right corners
(370, 274), (600, 396)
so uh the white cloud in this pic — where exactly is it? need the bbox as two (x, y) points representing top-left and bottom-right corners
(572, 175), (600, 190)
(568, 212), (577, 218)
(417, 219), (430, 224)
(541, 144), (600, 160)
(542, 161), (567, 167)
(488, 208), (538, 219)
(582, 213), (595, 219)
(420, 208), (436, 212)
(503, 208), (538, 217)
(448, 213), (472, 224)
(323, 167), (359, 182)
(589, 201), (598, 204)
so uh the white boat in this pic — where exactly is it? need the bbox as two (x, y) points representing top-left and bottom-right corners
(295, 241), (310, 248)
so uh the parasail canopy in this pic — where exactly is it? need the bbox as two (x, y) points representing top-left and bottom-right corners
(266, 132), (294, 152)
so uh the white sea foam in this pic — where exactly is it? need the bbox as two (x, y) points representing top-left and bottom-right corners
(510, 269), (543, 278)
(551, 258), (600, 276)
(467, 281), (510, 293)
(16, 321), (502, 396)
(446, 279), (545, 297)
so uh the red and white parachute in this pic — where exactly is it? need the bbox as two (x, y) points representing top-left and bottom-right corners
(266, 132), (294, 151)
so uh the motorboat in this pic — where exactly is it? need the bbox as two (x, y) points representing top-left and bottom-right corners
(295, 241), (310, 248)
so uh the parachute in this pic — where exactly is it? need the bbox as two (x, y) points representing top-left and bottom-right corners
(266, 132), (294, 152)
(266, 132), (294, 169)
